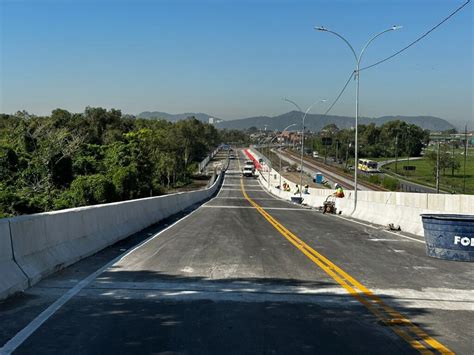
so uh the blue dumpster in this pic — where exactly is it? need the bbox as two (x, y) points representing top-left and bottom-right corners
(420, 214), (474, 262)
(314, 173), (323, 184)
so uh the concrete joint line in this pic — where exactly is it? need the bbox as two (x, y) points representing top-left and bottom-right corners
(8, 219), (30, 287)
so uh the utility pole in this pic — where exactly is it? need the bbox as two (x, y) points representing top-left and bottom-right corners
(452, 137), (455, 177)
(436, 140), (440, 194)
(463, 124), (467, 193)
(395, 135), (398, 174)
(324, 138), (328, 164)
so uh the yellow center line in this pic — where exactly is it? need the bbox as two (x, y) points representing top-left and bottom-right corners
(236, 156), (453, 354)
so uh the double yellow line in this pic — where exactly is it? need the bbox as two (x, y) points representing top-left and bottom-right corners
(237, 158), (453, 354)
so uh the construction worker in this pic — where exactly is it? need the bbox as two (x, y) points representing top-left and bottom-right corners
(294, 184), (300, 195)
(303, 184), (310, 194)
(334, 183), (344, 198)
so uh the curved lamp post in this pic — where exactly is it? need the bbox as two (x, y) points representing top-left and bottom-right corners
(283, 98), (326, 198)
(278, 123), (297, 191)
(314, 25), (401, 211)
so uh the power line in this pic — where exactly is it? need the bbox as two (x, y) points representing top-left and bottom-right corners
(360, 0), (471, 72)
(322, 0), (470, 116)
(324, 71), (354, 115)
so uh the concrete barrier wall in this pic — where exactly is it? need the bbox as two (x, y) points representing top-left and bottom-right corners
(0, 220), (29, 300)
(198, 147), (220, 173)
(247, 148), (474, 237)
(0, 173), (222, 300)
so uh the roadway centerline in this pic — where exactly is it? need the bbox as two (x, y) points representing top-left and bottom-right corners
(202, 205), (315, 211)
(236, 158), (452, 354)
(213, 197), (276, 200)
(220, 188), (262, 191)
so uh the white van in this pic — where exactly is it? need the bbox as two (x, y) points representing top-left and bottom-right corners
(243, 167), (254, 177)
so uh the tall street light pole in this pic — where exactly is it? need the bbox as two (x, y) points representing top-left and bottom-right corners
(267, 135), (280, 189)
(283, 98), (326, 198)
(315, 25), (401, 211)
(278, 123), (297, 192)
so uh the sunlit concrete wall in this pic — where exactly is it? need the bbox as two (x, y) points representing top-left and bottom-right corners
(0, 173), (223, 300)
(247, 148), (474, 238)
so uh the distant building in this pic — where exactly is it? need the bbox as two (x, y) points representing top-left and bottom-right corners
(429, 131), (473, 147)
(208, 117), (223, 125)
(280, 131), (302, 145)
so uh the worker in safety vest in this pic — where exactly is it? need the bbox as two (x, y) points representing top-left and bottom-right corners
(334, 183), (344, 198)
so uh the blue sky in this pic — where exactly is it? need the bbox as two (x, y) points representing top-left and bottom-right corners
(0, 0), (472, 126)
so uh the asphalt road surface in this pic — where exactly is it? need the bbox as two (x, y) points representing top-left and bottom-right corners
(1, 150), (472, 354)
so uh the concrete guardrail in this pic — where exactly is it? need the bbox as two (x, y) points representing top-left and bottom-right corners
(198, 147), (220, 174)
(0, 172), (223, 300)
(0, 219), (29, 301)
(246, 148), (474, 237)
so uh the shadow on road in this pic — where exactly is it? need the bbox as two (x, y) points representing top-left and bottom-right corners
(10, 267), (445, 355)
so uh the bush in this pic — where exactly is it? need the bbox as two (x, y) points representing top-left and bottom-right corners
(111, 165), (139, 199)
(66, 174), (116, 206)
(368, 174), (381, 185)
(382, 176), (399, 191)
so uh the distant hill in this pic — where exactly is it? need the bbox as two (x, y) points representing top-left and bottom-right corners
(137, 111), (222, 123)
(137, 110), (456, 131)
(215, 111), (456, 132)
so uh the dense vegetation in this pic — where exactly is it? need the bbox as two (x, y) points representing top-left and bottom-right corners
(309, 120), (430, 162)
(0, 108), (234, 217)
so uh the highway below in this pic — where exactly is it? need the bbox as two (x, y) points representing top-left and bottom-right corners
(0, 150), (472, 354)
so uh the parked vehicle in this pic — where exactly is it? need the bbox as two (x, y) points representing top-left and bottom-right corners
(244, 160), (255, 170)
(243, 167), (254, 177)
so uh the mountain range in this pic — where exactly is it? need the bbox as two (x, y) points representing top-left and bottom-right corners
(137, 111), (456, 132)
(138, 111), (216, 123)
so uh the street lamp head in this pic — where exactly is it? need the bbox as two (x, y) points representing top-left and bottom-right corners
(314, 26), (327, 31)
(391, 25), (403, 31)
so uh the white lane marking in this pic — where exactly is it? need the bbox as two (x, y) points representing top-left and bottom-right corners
(220, 188), (263, 192)
(224, 170), (242, 174)
(30, 282), (474, 311)
(413, 266), (437, 270)
(333, 215), (425, 244)
(181, 267), (194, 273)
(213, 197), (275, 200)
(202, 205), (315, 211)
(223, 184), (260, 187)
(369, 239), (411, 242)
(0, 202), (205, 354)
